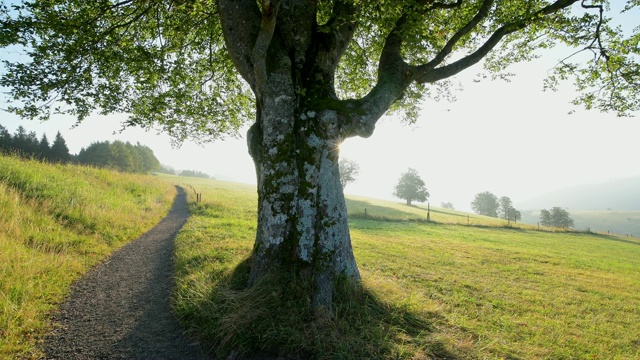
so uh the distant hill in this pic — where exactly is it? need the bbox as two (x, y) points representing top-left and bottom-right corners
(516, 177), (640, 211)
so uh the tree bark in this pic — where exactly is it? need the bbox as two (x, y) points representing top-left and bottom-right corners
(247, 98), (360, 314)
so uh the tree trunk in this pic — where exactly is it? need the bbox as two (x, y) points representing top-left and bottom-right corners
(406, 199), (412, 206)
(246, 87), (360, 315)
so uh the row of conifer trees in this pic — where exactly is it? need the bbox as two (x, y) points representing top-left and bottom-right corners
(0, 123), (160, 173)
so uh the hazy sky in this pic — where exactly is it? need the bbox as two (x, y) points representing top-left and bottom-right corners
(2, 6), (639, 212)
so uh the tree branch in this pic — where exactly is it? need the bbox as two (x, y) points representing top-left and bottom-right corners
(311, 0), (360, 85)
(252, 0), (282, 99)
(580, 0), (609, 62)
(416, 0), (579, 83)
(218, 0), (262, 91)
(419, 0), (494, 72)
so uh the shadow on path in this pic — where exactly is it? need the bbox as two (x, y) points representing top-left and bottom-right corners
(41, 186), (211, 359)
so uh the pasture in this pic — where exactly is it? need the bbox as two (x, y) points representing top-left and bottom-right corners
(170, 176), (640, 359)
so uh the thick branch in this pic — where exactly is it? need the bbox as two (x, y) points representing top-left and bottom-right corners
(218, 0), (261, 90)
(310, 0), (360, 89)
(415, 0), (579, 83)
(421, 0), (494, 71)
(252, 0), (282, 97)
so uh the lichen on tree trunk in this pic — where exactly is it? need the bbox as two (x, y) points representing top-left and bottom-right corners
(247, 99), (360, 314)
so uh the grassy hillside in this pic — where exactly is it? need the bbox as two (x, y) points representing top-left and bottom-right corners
(0, 155), (176, 359)
(171, 176), (640, 359)
(520, 209), (640, 238)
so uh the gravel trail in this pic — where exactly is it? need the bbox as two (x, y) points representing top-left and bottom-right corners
(41, 186), (211, 359)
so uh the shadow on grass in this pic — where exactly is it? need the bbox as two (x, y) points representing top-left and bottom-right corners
(183, 257), (464, 360)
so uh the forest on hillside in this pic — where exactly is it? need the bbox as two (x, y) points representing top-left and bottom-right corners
(0, 123), (160, 173)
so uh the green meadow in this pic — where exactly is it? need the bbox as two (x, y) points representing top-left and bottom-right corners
(3, 161), (639, 359)
(171, 176), (640, 359)
(0, 155), (175, 359)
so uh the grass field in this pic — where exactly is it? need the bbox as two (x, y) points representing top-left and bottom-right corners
(171, 176), (640, 359)
(0, 155), (176, 359)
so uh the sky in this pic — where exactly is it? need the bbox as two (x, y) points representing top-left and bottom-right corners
(1, 6), (639, 213)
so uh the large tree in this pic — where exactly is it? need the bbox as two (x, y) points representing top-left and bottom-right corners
(1, 0), (638, 313)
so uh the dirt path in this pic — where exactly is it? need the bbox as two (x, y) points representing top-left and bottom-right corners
(41, 186), (211, 359)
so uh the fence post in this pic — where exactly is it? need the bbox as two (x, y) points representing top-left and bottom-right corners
(426, 203), (431, 222)
(364, 208), (367, 218)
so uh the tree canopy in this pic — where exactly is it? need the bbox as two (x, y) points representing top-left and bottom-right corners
(471, 191), (499, 217)
(76, 140), (161, 173)
(1, 0), (638, 142)
(540, 207), (574, 228)
(339, 158), (360, 189)
(394, 167), (429, 205)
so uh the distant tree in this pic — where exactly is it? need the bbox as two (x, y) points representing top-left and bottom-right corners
(339, 158), (360, 189)
(110, 141), (136, 172)
(37, 134), (50, 160)
(155, 165), (176, 175)
(551, 207), (574, 229)
(77, 141), (112, 168)
(77, 140), (160, 173)
(11, 125), (29, 155)
(511, 208), (522, 222)
(179, 170), (211, 179)
(540, 209), (552, 227)
(471, 191), (499, 217)
(0, 124), (11, 153)
(135, 143), (161, 172)
(498, 196), (513, 220)
(25, 131), (39, 157)
(540, 207), (574, 229)
(440, 202), (455, 210)
(393, 168), (429, 206)
(50, 131), (71, 163)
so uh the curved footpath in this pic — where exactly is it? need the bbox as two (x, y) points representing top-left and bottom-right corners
(41, 186), (211, 359)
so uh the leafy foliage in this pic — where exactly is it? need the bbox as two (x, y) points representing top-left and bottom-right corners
(339, 158), (360, 189)
(179, 169), (212, 179)
(441, 202), (455, 209)
(1, 1), (638, 142)
(471, 191), (499, 217)
(393, 167), (429, 205)
(76, 140), (161, 173)
(1, 0), (251, 143)
(540, 206), (574, 228)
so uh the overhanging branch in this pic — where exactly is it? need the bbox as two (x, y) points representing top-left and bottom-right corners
(218, 0), (262, 91)
(415, 0), (579, 83)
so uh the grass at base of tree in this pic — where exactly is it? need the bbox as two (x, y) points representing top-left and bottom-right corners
(0, 155), (175, 359)
(171, 177), (640, 359)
